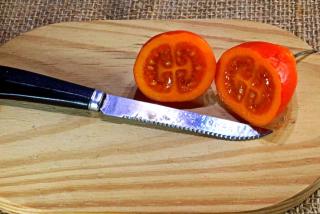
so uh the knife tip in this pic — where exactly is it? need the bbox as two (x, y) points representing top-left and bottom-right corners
(256, 127), (273, 138)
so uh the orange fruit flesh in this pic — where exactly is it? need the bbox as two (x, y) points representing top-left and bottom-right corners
(216, 47), (281, 127)
(134, 31), (216, 102)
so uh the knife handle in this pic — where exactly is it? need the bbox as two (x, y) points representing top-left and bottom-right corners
(0, 66), (105, 110)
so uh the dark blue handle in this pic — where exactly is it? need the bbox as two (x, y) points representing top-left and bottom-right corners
(0, 66), (95, 109)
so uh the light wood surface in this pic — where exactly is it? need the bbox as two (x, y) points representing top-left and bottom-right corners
(0, 19), (319, 214)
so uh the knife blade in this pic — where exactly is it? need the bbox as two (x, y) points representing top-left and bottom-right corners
(90, 91), (271, 140)
(0, 66), (272, 140)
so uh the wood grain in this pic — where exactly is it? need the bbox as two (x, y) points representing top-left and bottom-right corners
(0, 19), (319, 214)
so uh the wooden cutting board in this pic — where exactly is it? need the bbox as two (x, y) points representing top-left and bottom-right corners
(0, 19), (319, 214)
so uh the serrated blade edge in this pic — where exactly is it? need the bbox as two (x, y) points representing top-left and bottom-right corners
(99, 94), (272, 140)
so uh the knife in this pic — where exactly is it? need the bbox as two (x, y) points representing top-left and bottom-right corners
(0, 66), (272, 140)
